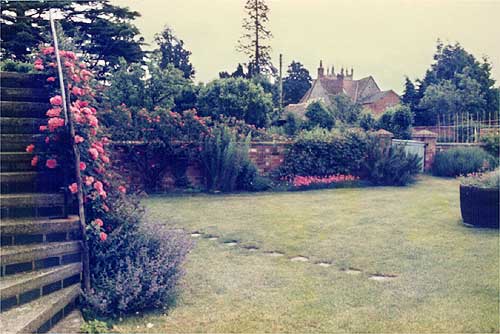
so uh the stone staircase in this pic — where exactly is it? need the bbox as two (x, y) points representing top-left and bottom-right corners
(1, 72), (83, 333)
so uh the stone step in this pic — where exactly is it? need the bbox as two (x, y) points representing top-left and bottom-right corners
(1, 216), (80, 246)
(0, 152), (36, 172)
(0, 101), (50, 118)
(0, 284), (80, 334)
(1, 241), (82, 276)
(0, 263), (82, 311)
(0, 117), (46, 134)
(0, 87), (49, 103)
(0, 134), (43, 151)
(1, 171), (62, 193)
(0, 193), (66, 219)
(0, 193), (65, 208)
(0, 72), (48, 89)
(47, 309), (84, 334)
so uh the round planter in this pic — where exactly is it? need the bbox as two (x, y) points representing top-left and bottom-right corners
(460, 185), (499, 228)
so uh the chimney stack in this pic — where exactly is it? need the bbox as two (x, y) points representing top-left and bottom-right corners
(317, 60), (324, 78)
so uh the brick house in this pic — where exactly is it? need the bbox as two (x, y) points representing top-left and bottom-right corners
(285, 61), (400, 118)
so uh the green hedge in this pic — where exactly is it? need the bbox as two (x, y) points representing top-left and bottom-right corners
(278, 128), (369, 177)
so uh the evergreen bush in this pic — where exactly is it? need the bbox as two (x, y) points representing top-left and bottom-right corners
(432, 147), (496, 177)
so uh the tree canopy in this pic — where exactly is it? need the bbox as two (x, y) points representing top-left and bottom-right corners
(154, 26), (195, 79)
(283, 61), (312, 105)
(237, 0), (274, 77)
(403, 41), (498, 125)
(197, 77), (273, 127)
(0, 0), (145, 76)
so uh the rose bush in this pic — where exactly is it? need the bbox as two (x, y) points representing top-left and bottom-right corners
(29, 45), (191, 316)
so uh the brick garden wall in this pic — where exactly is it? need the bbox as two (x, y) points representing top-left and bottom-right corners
(111, 141), (290, 192)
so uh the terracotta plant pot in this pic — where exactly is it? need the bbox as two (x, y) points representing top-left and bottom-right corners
(460, 185), (499, 228)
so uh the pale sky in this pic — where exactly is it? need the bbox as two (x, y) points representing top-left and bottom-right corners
(112, 0), (500, 94)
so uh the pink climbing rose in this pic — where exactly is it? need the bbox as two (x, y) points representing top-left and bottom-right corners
(50, 96), (63, 106)
(94, 218), (104, 227)
(74, 135), (85, 144)
(46, 77), (56, 83)
(48, 117), (65, 132)
(118, 185), (126, 194)
(79, 162), (86, 171)
(31, 156), (39, 167)
(88, 148), (99, 160)
(46, 108), (61, 117)
(68, 183), (78, 194)
(100, 232), (107, 241)
(46, 159), (57, 169)
(26, 144), (35, 153)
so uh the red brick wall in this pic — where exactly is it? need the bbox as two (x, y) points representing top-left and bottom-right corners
(365, 91), (400, 115)
(111, 141), (290, 191)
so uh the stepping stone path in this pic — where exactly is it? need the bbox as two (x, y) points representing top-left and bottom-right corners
(265, 251), (284, 257)
(190, 229), (400, 283)
(368, 274), (397, 281)
(316, 262), (332, 267)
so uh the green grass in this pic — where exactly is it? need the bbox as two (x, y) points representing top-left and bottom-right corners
(113, 176), (499, 333)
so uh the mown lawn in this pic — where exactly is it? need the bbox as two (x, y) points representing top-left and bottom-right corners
(113, 176), (499, 333)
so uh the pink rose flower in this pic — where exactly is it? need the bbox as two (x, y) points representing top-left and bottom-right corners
(79, 162), (86, 171)
(94, 218), (104, 227)
(46, 159), (57, 169)
(100, 232), (107, 241)
(118, 185), (126, 194)
(68, 183), (78, 194)
(31, 156), (39, 167)
(34, 64), (44, 71)
(50, 96), (63, 106)
(74, 135), (85, 144)
(26, 144), (35, 153)
(93, 180), (104, 192)
(48, 117), (65, 132)
(42, 46), (55, 55)
(88, 148), (99, 160)
(46, 108), (61, 117)
(84, 176), (94, 186)
(46, 77), (56, 83)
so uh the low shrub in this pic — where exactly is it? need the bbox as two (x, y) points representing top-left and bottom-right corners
(0, 59), (33, 73)
(235, 160), (272, 192)
(84, 222), (192, 317)
(460, 169), (500, 189)
(278, 128), (369, 177)
(200, 125), (252, 192)
(480, 132), (500, 159)
(81, 319), (109, 334)
(432, 147), (496, 177)
(362, 137), (422, 186)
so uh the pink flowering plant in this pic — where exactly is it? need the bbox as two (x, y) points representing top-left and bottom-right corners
(29, 46), (126, 241)
(29, 44), (192, 316)
(285, 174), (362, 191)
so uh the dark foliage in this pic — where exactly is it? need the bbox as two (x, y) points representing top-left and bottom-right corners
(154, 26), (195, 79)
(278, 128), (369, 177)
(362, 138), (422, 186)
(432, 147), (497, 177)
(283, 61), (312, 105)
(305, 101), (335, 130)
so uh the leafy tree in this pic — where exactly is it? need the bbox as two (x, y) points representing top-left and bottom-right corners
(410, 41), (497, 124)
(219, 63), (250, 79)
(329, 94), (362, 124)
(402, 77), (418, 108)
(197, 77), (273, 127)
(359, 111), (376, 131)
(377, 105), (414, 139)
(283, 61), (312, 105)
(103, 57), (191, 130)
(154, 26), (195, 79)
(0, 1), (144, 76)
(305, 101), (335, 130)
(237, 0), (273, 76)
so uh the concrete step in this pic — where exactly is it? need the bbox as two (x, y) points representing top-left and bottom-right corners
(0, 192), (67, 219)
(47, 309), (84, 334)
(1, 241), (82, 276)
(0, 152), (36, 172)
(0, 72), (48, 89)
(1, 216), (80, 236)
(1, 171), (62, 193)
(0, 101), (50, 118)
(1, 87), (49, 103)
(0, 134), (43, 151)
(0, 193), (65, 208)
(0, 263), (82, 310)
(0, 284), (80, 334)
(0, 117), (46, 134)
(1, 215), (80, 247)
